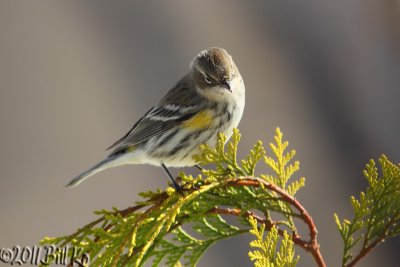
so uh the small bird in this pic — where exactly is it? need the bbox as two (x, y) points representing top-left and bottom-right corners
(67, 47), (245, 190)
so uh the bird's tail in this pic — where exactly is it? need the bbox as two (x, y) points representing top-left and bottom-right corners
(66, 155), (121, 187)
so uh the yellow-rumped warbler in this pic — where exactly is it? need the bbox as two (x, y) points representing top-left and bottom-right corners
(67, 47), (245, 190)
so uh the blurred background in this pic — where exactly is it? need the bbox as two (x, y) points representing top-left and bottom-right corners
(1, 1), (400, 266)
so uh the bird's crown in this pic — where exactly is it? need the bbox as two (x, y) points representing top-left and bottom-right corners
(192, 47), (234, 83)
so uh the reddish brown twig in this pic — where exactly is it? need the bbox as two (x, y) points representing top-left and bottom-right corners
(344, 215), (400, 267)
(219, 177), (326, 267)
(207, 207), (309, 249)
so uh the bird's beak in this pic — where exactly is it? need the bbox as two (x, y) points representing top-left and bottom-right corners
(221, 79), (231, 92)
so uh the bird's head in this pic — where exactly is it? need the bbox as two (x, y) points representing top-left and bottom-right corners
(191, 47), (239, 100)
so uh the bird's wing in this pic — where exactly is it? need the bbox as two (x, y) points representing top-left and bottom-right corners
(107, 77), (204, 155)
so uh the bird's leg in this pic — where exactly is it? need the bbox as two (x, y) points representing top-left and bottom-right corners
(161, 163), (183, 193)
(195, 164), (204, 171)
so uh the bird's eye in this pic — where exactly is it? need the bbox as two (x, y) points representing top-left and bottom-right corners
(204, 76), (212, 84)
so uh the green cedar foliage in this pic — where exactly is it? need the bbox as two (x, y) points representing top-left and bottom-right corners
(335, 155), (400, 267)
(248, 216), (299, 267)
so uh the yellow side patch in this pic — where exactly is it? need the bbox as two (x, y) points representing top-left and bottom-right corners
(182, 110), (214, 130)
(126, 145), (137, 152)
